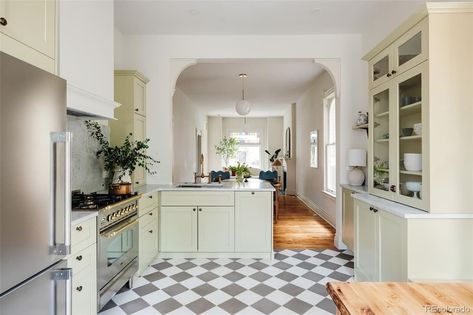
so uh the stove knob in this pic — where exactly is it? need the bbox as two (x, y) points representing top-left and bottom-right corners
(107, 214), (112, 221)
(121, 209), (126, 215)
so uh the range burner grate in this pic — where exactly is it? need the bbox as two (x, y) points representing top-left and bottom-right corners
(72, 191), (138, 210)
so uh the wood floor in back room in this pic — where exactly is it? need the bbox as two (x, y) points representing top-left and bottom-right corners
(273, 195), (336, 250)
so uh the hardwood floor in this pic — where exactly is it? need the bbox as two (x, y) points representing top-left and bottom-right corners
(273, 195), (336, 250)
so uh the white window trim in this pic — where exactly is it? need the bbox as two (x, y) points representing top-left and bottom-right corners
(227, 129), (264, 169)
(323, 89), (336, 196)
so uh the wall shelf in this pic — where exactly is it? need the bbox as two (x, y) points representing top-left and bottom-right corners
(400, 170), (422, 176)
(400, 135), (422, 141)
(353, 123), (368, 130)
(376, 111), (389, 118)
(376, 138), (390, 142)
(400, 101), (421, 115)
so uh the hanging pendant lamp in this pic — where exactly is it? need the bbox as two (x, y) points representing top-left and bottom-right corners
(235, 73), (251, 116)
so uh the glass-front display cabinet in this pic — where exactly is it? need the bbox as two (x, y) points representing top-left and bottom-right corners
(369, 62), (428, 210)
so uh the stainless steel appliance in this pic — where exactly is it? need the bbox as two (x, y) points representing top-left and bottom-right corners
(0, 52), (72, 314)
(72, 192), (140, 310)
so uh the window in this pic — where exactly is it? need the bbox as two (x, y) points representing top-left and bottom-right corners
(324, 91), (336, 196)
(228, 131), (261, 168)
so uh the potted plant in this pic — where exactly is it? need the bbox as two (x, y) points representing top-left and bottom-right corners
(215, 137), (238, 168)
(228, 165), (237, 176)
(234, 162), (250, 183)
(85, 121), (159, 194)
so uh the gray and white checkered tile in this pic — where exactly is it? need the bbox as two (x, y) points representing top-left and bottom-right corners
(99, 249), (354, 315)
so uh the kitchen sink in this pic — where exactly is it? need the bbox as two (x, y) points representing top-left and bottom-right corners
(175, 183), (224, 188)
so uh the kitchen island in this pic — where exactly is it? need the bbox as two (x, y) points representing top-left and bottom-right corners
(144, 179), (275, 259)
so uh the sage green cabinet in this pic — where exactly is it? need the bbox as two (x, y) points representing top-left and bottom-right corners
(198, 207), (234, 252)
(138, 192), (159, 274)
(341, 188), (355, 251)
(160, 206), (198, 252)
(235, 192), (272, 253)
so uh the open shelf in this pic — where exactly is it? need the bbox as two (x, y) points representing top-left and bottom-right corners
(353, 123), (368, 130)
(400, 170), (422, 176)
(376, 111), (389, 118)
(400, 135), (422, 141)
(400, 101), (421, 115)
(376, 138), (390, 142)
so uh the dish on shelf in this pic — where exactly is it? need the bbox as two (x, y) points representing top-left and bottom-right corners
(413, 123), (422, 135)
(404, 153), (422, 171)
(405, 181), (422, 199)
(401, 128), (413, 136)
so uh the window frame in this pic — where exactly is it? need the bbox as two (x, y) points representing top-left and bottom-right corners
(323, 90), (337, 197)
(227, 130), (263, 169)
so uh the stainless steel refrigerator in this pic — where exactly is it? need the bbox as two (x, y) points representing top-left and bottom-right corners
(0, 52), (72, 314)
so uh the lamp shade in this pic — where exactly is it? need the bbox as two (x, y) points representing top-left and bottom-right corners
(235, 99), (251, 116)
(348, 149), (366, 167)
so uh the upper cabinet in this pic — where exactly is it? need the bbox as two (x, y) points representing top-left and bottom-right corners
(0, 0), (56, 73)
(369, 19), (428, 89)
(111, 70), (150, 187)
(364, 3), (473, 214)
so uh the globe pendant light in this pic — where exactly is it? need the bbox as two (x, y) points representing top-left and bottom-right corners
(235, 73), (251, 116)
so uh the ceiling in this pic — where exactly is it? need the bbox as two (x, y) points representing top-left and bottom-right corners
(176, 60), (324, 117)
(114, 0), (427, 35)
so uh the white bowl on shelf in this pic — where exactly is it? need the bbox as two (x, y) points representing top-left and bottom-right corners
(404, 153), (422, 171)
(413, 123), (422, 135)
(405, 181), (422, 199)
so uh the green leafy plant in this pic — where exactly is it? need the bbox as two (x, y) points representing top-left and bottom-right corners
(233, 162), (250, 182)
(85, 121), (159, 183)
(215, 137), (239, 167)
(373, 157), (389, 187)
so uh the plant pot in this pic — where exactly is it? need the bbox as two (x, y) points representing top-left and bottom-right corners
(231, 170), (236, 176)
(109, 182), (132, 195)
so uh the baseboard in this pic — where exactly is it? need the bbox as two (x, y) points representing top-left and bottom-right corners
(296, 194), (335, 228)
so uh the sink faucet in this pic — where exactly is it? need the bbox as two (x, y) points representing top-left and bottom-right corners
(194, 154), (210, 183)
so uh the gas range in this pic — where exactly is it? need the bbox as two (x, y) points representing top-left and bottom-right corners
(71, 190), (141, 231)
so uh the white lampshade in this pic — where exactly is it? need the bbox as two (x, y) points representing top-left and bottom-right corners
(235, 99), (251, 116)
(348, 149), (366, 167)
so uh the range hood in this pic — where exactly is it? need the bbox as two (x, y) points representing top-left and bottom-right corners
(66, 84), (119, 120)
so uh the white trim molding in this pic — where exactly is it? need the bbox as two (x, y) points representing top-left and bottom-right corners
(297, 194), (335, 228)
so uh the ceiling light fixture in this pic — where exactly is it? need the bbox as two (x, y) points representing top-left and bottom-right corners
(235, 73), (251, 116)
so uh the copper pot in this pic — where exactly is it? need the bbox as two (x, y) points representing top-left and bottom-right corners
(109, 183), (132, 195)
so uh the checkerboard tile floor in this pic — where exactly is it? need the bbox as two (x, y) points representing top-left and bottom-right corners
(99, 249), (354, 315)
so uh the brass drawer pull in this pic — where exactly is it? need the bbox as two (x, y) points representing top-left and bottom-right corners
(76, 255), (83, 261)
(75, 226), (83, 232)
(76, 286), (83, 292)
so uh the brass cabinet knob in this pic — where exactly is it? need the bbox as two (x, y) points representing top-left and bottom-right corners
(76, 226), (83, 232)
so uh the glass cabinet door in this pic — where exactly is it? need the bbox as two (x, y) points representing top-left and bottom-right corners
(395, 63), (427, 208)
(394, 18), (428, 75)
(370, 86), (391, 193)
(369, 49), (392, 89)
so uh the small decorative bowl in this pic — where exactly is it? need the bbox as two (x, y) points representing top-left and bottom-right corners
(401, 128), (413, 137)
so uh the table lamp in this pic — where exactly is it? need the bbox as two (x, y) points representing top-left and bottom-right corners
(348, 149), (366, 186)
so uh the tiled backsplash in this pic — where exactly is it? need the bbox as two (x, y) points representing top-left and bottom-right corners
(67, 116), (108, 193)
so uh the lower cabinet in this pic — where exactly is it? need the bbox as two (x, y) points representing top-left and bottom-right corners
(138, 192), (159, 275)
(342, 188), (355, 251)
(69, 217), (97, 315)
(355, 200), (407, 282)
(235, 192), (272, 253)
(160, 206), (234, 252)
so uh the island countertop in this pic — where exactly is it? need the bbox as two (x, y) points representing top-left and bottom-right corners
(133, 179), (275, 194)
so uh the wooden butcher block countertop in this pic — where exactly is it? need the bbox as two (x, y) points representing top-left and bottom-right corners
(326, 282), (473, 315)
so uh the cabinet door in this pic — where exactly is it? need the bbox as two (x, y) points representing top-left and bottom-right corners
(235, 192), (272, 253)
(342, 189), (354, 251)
(132, 113), (146, 186)
(139, 217), (158, 273)
(71, 258), (97, 315)
(133, 79), (146, 116)
(393, 18), (428, 76)
(198, 207), (234, 252)
(369, 81), (395, 199)
(354, 201), (378, 281)
(160, 207), (197, 252)
(378, 210), (407, 281)
(0, 0), (56, 58)
(368, 46), (393, 89)
(394, 62), (428, 210)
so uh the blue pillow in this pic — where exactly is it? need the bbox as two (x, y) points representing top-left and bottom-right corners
(259, 170), (278, 183)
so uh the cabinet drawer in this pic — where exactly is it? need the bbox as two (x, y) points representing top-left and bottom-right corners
(139, 192), (158, 216)
(139, 219), (158, 273)
(72, 266), (97, 315)
(161, 191), (234, 206)
(71, 218), (96, 252)
(139, 207), (158, 228)
(68, 244), (96, 276)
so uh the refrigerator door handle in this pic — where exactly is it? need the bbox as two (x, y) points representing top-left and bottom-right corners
(50, 132), (72, 255)
(51, 267), (72, 315)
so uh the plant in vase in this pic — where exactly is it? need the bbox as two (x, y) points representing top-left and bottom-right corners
(85, 121), (159, 194)
(234, 162), (250, 183)
(228, 165), (237, 177)
(373, 157), (389, 189)
(215, 137), (238, 168)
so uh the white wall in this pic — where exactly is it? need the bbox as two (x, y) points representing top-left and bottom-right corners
(296, 71), (336, 225)
(207, 117), (284, 171)
(172, 88), (208, 183)
(114, 32), (366, 248)
(59, 0), (114, 100)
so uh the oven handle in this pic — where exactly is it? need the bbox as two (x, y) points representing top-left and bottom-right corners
(102, 220), (138, 238)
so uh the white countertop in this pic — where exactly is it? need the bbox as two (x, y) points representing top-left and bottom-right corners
(71, 211), (98, 226)
(352, 193), (473, 219)
(340, 184), (368, 194)
(134, 179), (275, 193)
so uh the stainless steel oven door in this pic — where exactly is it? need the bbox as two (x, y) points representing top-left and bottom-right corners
(98, 216), (138, 290)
